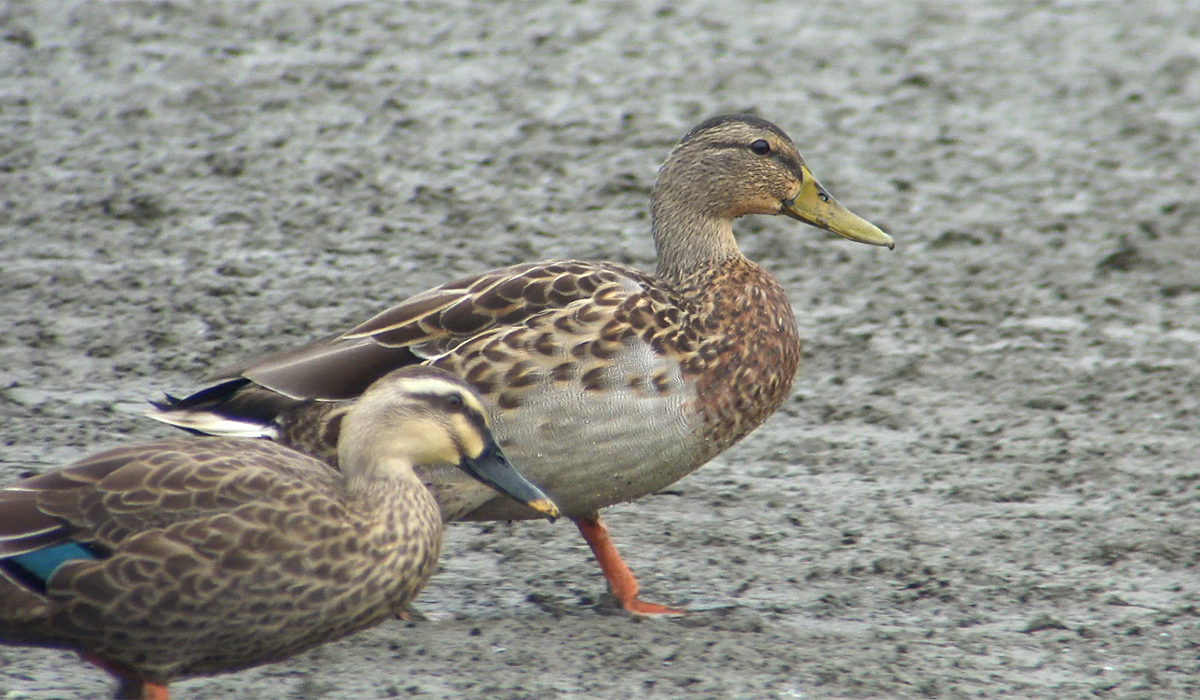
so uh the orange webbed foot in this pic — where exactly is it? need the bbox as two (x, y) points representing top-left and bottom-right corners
(574, 516), (686, 616)
(82, 654), (171, 699)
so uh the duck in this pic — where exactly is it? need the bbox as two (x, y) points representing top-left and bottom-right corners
(0, 366), (559, 700)
(148, 114), (894, 615)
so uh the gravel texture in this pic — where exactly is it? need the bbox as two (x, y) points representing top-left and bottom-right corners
(1, 1), (1198, 698)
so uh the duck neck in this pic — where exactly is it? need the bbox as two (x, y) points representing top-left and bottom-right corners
(650, 195), (743, 286)
(341, 454), (421, 503)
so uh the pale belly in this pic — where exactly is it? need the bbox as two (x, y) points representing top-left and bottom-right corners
(422, 351), (707, 521)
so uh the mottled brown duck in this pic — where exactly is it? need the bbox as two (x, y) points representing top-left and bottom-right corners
(149, 114), (894, 615)
(0, 366), (558, 699)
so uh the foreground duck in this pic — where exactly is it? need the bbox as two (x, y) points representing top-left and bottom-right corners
(150, 115), (894, 614)
(0, 367), (558, 699)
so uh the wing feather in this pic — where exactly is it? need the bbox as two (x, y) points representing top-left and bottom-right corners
(218, 260), (658, 403)
(1, 439), (339, 554)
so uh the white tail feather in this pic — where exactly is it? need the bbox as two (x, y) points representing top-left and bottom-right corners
(143, 408), (279, 439)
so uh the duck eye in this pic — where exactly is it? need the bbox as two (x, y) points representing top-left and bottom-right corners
(445, 394), (464, 409)
(749, 139), (771, 155)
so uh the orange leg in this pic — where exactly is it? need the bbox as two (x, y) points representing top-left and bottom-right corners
(81, 653), (170, 699)
(574, 516), (685, 616)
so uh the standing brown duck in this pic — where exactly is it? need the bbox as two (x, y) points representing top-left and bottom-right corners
(1, 366), (558, 699)
(149, 115), (894, 614)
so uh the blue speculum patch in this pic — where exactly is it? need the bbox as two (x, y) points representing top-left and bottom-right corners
(4, 542), (100, 592)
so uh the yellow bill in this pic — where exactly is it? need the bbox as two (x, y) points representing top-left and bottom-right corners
(783, 165), (895, 249)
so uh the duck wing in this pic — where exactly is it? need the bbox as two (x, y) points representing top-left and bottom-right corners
(212, 260), (657, 402)
(0, 439), (339, 561)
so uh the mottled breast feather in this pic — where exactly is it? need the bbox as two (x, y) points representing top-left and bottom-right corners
(683, 258), (801, 464)
(422, 256), (799, 521)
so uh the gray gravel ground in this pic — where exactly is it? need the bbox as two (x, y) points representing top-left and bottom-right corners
(1, 1), (1198, 698)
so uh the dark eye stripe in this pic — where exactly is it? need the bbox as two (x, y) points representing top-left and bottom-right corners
(412, 391), (467, 414)
(778, 153), (804, 181)
(707, 140), (758, 151)
(703, 140), (805, 181)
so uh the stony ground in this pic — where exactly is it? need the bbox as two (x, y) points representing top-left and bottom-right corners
(1, 1), (1198, 698)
